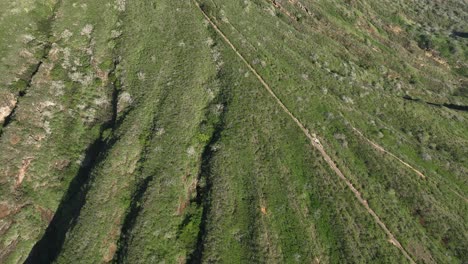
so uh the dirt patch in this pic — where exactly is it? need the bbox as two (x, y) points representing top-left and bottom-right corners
(36, 206), (54, 223)
(103, 243), (117, 263)
(91, 58), (110, 84)
(177, 255), (186, 264)
(10, 134), (21, 145)
(425, 50), (449, 67)
(48, 44), (61, 62)
(101, 213), (124, 262)
(0, 93), (17, 124)
(0, 203), (11, 219)
(176, 196), (189, 216)
(177, 176), (198, 216)
(16, 157), (34, 188)
(0, 203), (30, 220)
(53, 159), (71, 170)
(389, 25), (403, 34)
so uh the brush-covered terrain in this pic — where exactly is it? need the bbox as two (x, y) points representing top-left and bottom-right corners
(0, 0), (467, 263)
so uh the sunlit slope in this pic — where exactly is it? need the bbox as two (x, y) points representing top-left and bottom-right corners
(0, 0), (466, 263)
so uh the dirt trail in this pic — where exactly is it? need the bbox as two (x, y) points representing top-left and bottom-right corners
(269, 0), (312, 19)
(193, 2), (415, 263)
(451, 189), (468, 203)
(267, 0), (297, 20)
(288, 0), (312, 15)
(351, 125), (468, 203)
(351, 126), (426, 179)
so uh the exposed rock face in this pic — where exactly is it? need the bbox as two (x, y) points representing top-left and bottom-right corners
(0, 92), (17, 125)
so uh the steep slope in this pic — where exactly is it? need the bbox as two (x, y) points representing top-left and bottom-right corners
(0, 0), (466, 263)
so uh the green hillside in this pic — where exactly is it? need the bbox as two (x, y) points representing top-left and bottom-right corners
(0, 0), (466, 263)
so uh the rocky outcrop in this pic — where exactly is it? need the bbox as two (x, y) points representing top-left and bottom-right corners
(0, 93), (17, 125)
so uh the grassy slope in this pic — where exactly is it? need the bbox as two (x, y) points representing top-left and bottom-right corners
(54, 1), (219, 263)
(196, 0), (467, 262)
(0, 0), (466, 263)
(0, 0), (120, 262)
(0, 0), (56, 92)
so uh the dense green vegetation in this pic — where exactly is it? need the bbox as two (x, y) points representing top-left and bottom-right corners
(0, 0), (466, 263)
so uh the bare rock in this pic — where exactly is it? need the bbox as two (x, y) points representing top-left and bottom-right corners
(0, 92), (17, 125)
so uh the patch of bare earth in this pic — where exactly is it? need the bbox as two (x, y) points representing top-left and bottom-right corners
(102, 212), (124, 262)
(388, 25), (403, 34)
(0, 203), (11, 219)
(0, 203), (29, 220)
(103, 243), (117, 263)
(425, 50), (449, 67)
(0, 93), (17, 125)
(36, 205), (54, 223)
(15, 157), (33, 188)
(10, 134), (21, 145)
